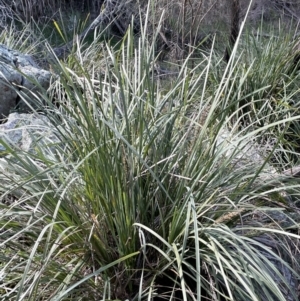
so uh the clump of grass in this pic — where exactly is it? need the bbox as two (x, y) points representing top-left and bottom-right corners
(209, 24), (300, 167)
(1, 6), (300, 301)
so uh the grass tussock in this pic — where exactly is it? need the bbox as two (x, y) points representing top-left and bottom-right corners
(1, 5), (300, 301)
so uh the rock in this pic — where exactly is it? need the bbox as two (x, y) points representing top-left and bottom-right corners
(0, 112), (62, 209)
(253, 232), (300, 301)
(0, 44), (51, 118)
(216, 127), (275, 173)
(0, 113), (58, 154)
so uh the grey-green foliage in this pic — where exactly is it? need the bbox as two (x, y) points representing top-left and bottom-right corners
(210, 24), (300, 165)
(0, 8), (300, 301)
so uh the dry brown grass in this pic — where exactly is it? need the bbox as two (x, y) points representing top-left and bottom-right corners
(2, 0), (104, 21)
(3, 0), (300, 62)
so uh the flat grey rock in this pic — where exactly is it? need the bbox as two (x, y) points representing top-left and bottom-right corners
(0, 112), (58, 153)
